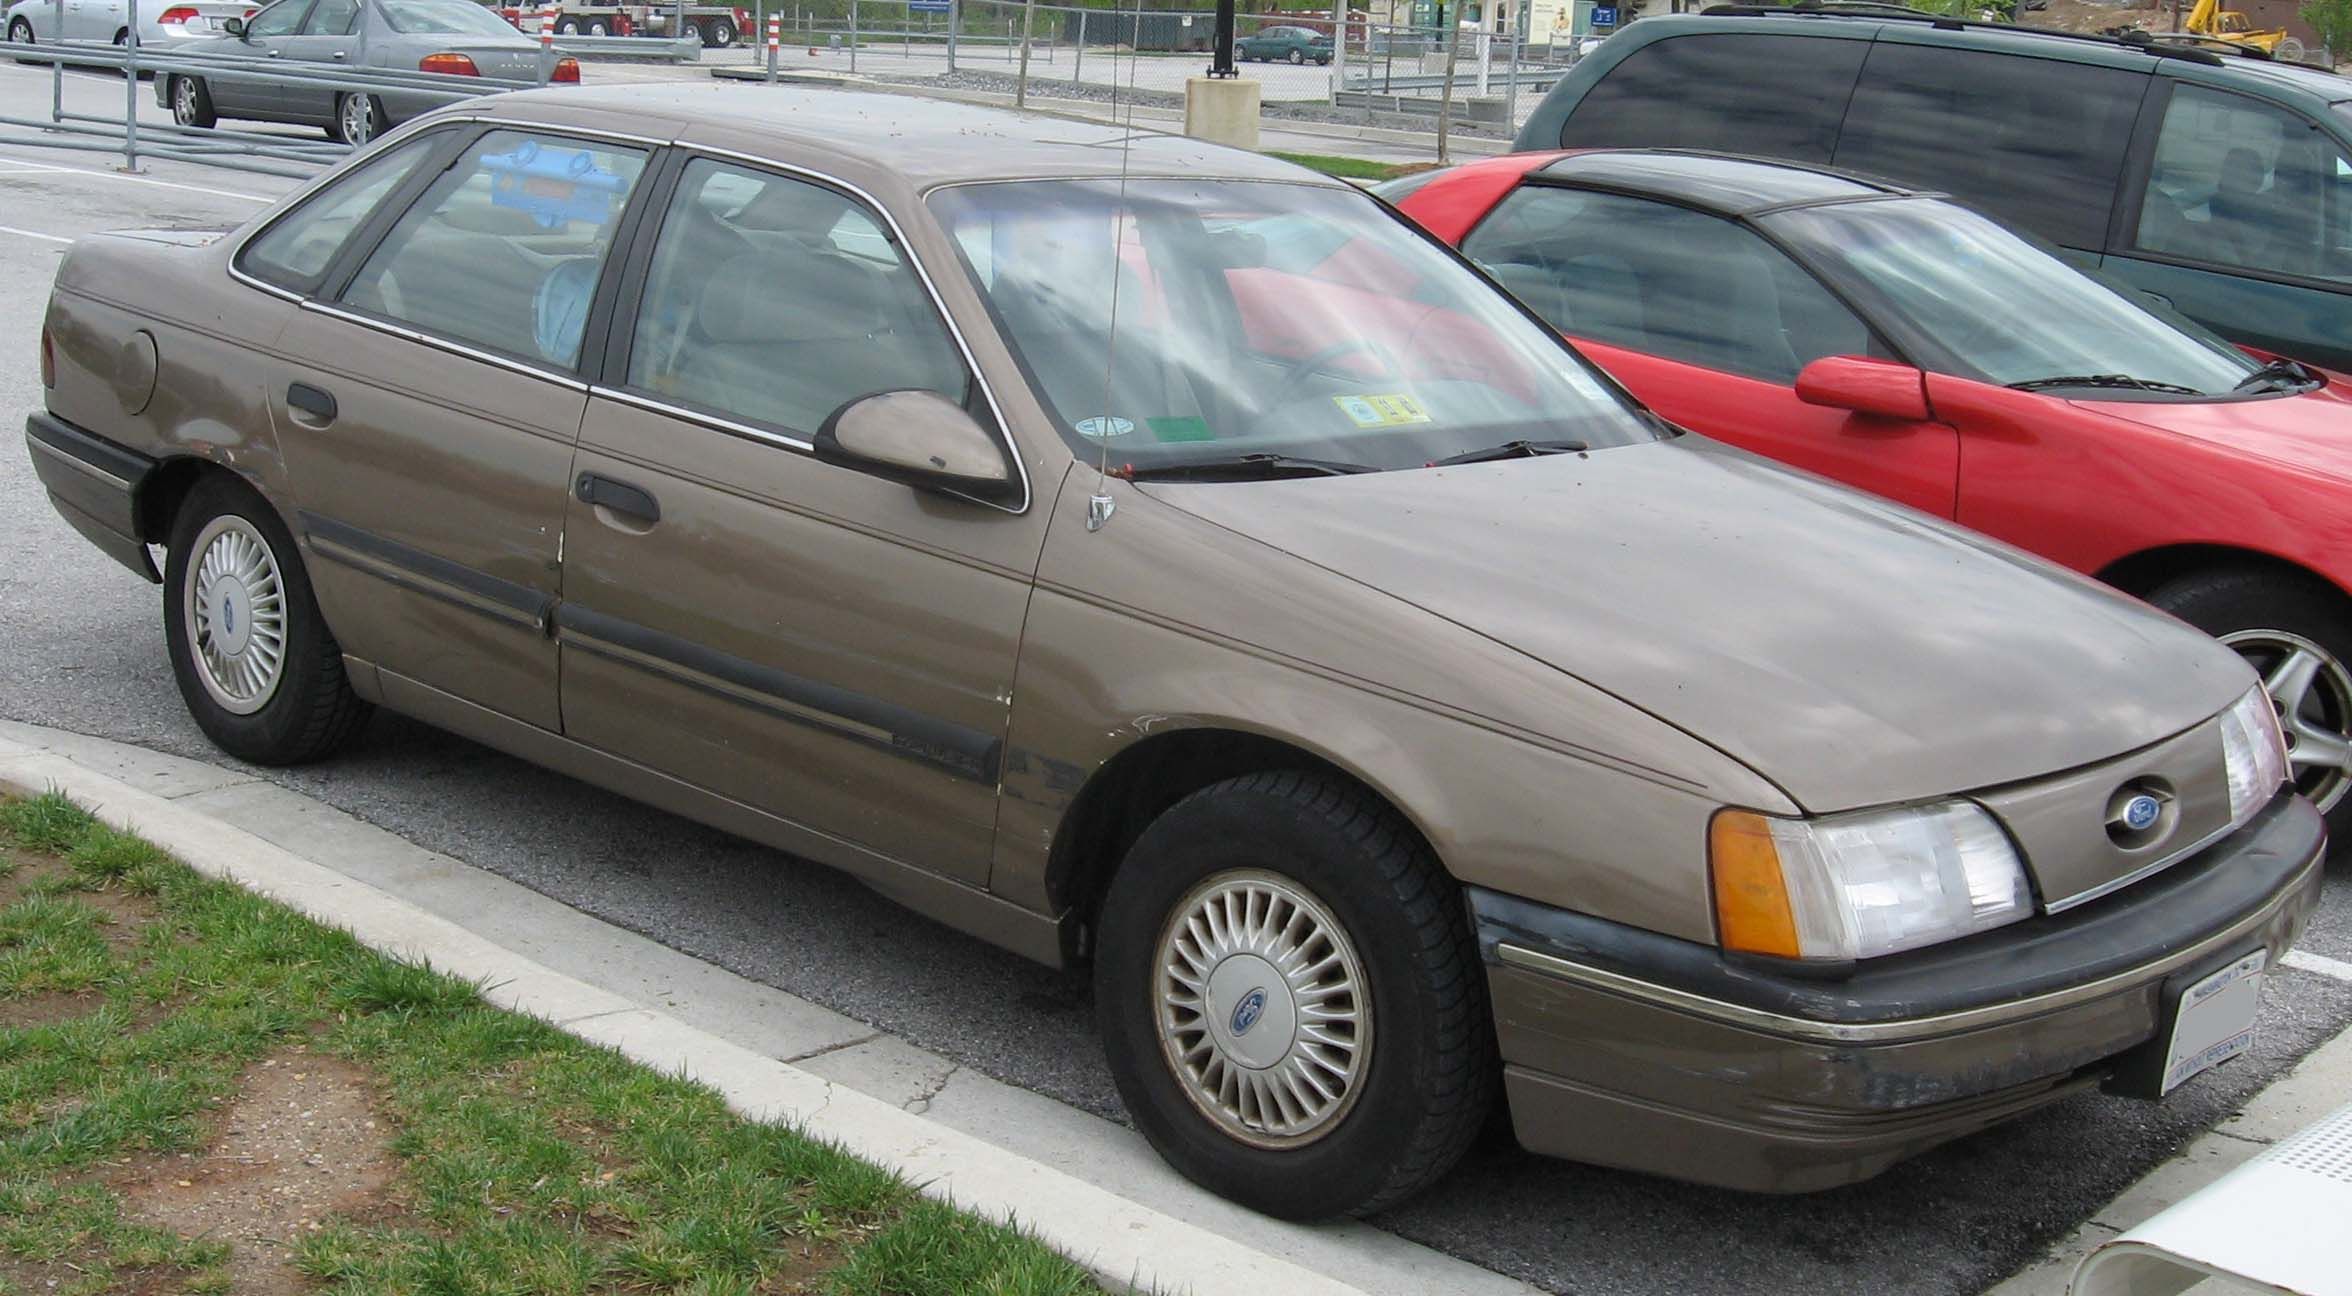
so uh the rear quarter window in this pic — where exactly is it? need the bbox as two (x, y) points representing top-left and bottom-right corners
(1835, 43), (2147, 249)
(1557, 34), (1869, 162)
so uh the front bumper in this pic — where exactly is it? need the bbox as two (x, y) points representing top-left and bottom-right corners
(1476, 792), (2326, 1193)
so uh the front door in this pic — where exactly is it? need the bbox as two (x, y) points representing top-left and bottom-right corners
(557, 154), (1045, 883)
(275, 126), (654, 731)
(271, 0), (361, 120)
(210, 0), (311, 114)
(1457, 182), (1960, 515)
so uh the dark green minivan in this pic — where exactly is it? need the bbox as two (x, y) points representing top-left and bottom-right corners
(1514, 10), (2352, 371)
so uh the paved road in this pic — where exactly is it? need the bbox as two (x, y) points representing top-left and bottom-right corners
(3, 61), (2349, 1296)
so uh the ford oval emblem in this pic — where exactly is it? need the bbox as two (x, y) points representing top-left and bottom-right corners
(2122, 794), (2162, 832)
(1230, 987), (1268, 1037)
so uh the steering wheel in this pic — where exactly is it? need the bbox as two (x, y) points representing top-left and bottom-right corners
(1272, 337), (1401, 404)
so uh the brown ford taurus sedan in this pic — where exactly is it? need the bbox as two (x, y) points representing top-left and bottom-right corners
(24, 84), (2326, 1218)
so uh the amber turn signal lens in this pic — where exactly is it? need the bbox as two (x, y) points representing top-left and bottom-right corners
(1709, 810), (1801, 958)
(418, 52), (480, 75)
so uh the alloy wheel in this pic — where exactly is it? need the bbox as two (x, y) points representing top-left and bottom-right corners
(182, 514), (288, 716)
(8, 18), (32, 42)
(340, 94), (372, 144)
(173, 77), (196, 124)
(2223, 628), (2352, 813)
(1152, 869), (1369, 1150)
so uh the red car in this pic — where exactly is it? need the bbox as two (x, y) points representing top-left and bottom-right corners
(1384, 149), (2352, 837)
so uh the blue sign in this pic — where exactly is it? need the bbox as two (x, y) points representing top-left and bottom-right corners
(1591, 5), (1618, 24)
(908, 0), (950, 11)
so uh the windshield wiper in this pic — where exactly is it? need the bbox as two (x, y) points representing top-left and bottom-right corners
(1425, 439), (1589, 467)
(2007, 373), (2205, 395)
(1113, 453), (1380, 482)
(2231, 358), (2319, 393)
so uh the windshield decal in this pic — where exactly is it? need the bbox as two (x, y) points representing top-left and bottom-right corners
(1335, 393), (1431, 428)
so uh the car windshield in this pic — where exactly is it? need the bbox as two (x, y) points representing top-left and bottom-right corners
(1763, 197), (2263, 396)
(928, 179), (1655, 473)
(379, 0), (519, 35)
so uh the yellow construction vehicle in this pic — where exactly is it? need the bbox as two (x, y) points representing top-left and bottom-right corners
(2181, 0), (2305, 61)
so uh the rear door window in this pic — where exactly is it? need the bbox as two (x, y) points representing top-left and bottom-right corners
(1461, 185), (1876, 384)
(2134, 83), (2352, 285)
(338, 130), (650, 370)
(237, 132), (440, 293)
(1557, 34), (1868, 162)
(1836, 43), (2146, 249)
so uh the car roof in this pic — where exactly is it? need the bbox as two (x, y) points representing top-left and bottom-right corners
(454, 83), (1347, 190)
(1536, 149), (1911, 215)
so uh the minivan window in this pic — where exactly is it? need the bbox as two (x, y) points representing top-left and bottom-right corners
(1836, 43), (2144, 250)
(1462, 186), (1875, 384)
(340, 131), (648, 369)
(2137, 84), (2352, 286)
(1558, 34), (1868, 163)
(625, 159), (969, 438)
(237, 133), (438, 293)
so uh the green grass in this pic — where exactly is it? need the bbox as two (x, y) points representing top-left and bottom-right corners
(0, 791), (1107, 1295)
(1264, 150), (1431, 182)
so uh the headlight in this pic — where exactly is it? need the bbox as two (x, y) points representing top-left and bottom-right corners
(2217, 684), (2290, 826)
(1710, 801), (2031, 962)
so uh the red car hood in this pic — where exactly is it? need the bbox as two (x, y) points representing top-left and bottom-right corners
(2069, 379), (2352, 486)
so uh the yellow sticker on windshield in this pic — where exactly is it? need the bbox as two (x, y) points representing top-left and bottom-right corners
(1334, 393), (1431, 427)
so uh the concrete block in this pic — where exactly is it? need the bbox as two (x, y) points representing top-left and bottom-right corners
(1184, 75), (1261, 151)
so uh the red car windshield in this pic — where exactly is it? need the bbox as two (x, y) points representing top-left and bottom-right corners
(1765, 198), (2265, 397)
(928, 179), (1655, 472)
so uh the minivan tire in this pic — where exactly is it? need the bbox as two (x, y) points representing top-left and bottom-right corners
(2146, 566), (2352, 841)
(1094, 770), (1495, 1219)
(163, 475), (371, 766)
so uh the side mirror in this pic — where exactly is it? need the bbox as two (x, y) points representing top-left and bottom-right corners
(814, 389), (1017, 500)
(1794, 355), (1931, 422)
(222, 14), (245, 36)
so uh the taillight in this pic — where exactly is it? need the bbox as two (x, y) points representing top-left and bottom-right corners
(39, 324), (56, 389)
(155, 6), (200, 22)
(418, 51), (479, 75)
(551, 55), (579, 82)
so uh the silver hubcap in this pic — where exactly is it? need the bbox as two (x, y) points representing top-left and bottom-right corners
(183, 515), (288, 716)
(174, 79), (194, 121)
(2224, 628), (2352, 813)
(1153, 870), (1368, 1149)
(341, 96), (370, 142)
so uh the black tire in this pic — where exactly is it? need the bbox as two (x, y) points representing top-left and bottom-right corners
(1094, 771), (1495, 1219)
(2145, 566), (2352, 842)
(586, 18), (608, 34)
(163, 475), (371, 765)
(703, 16), (736, 46)
(331, 91), (380, 145)
(555, 16), (579, 33)
(1287, 46), (1304, 63)
(169, 74), (216, 129)
(7, 16), (32, 43)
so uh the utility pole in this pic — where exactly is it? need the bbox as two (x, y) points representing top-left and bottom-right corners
(1211, 0), (1236, 75)
(1015, 0), (1035, 103)
(1434, 6), (1459, 164)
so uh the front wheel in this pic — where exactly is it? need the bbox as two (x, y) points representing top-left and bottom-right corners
(1094, 771), (1495, 1219)
(2147, 568), (2352, 840)
(332, 91), (381, 145)
(8, 16), (34, 44)
(163, 476), (371, 765)
(170, 74), (215, 128)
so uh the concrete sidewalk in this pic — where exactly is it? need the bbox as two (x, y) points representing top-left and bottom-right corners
(0, 717), (1539, 1296)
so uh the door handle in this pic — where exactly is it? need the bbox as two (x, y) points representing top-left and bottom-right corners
(330, 49), (346, 57)
(286, 382), (336, 424)
(575, 472), (660, 525)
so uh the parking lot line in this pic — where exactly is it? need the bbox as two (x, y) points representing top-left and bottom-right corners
(2283, 948), (2352, 982)
(0, 152), (274, 202)
(0, 224), (72, 244)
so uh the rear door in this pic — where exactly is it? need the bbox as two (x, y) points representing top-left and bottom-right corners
(556, 152), (1044, 884)
(2101, 78), (2352, 372)
(271, 0), (360, 120)
(1551, 31), (1869, 163)
(273, 126), (655, 731)
(1459, 183), (1960, 515)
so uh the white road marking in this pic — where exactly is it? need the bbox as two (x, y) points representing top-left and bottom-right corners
(0, 224), (72, 244)
(0, 152), (272, 202)
(2283, 949), (2352, 983)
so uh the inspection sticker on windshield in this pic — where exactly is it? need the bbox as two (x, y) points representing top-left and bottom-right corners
(1334, 394), (1430, 428)
(1074, 416), (1137, 439)
(2161, 949), (2266, 1094)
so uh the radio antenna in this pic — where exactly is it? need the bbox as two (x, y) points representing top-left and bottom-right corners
(1086, 4), (1148, 533)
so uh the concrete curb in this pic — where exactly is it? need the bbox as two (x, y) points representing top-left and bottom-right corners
(0, 735), (1363, 1296)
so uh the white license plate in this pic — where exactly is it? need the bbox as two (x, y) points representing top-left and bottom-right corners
(2161, 950), (2266, 1095)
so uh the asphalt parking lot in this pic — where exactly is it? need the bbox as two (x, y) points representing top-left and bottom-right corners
(2, 60), (2349, 1296)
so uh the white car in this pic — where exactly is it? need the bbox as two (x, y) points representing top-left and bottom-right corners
(5, 0), (254, 48)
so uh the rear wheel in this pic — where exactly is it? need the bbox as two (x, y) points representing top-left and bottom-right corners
(702, 16), (736, 46)
(332, 91), (381, 145)
(2147, 568), (2352, 840)
(1287, 46), (1304, 63)
(1094, 771), (1495, 1219)
(163, 475), (371, 765)
(170, 74), (215, 128)
(555, 15), (579, 33)
(586, 17), (608, 33)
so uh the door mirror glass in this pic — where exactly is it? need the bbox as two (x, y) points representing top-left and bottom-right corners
(222, 15), (245, 35)
(815, 390), (1015, 499)
(1795, 355), (1929, 421)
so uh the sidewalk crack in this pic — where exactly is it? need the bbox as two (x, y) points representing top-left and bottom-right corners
(905, 1064), (959, 1115)
(780, 1032), (881, 1065)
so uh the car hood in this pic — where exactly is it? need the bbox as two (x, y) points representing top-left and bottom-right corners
(2069, 383), (2352, 485)
(1142, 435), (2248, 812)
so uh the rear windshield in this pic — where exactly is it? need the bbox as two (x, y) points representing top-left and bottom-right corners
(379, 0), (519, 35)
